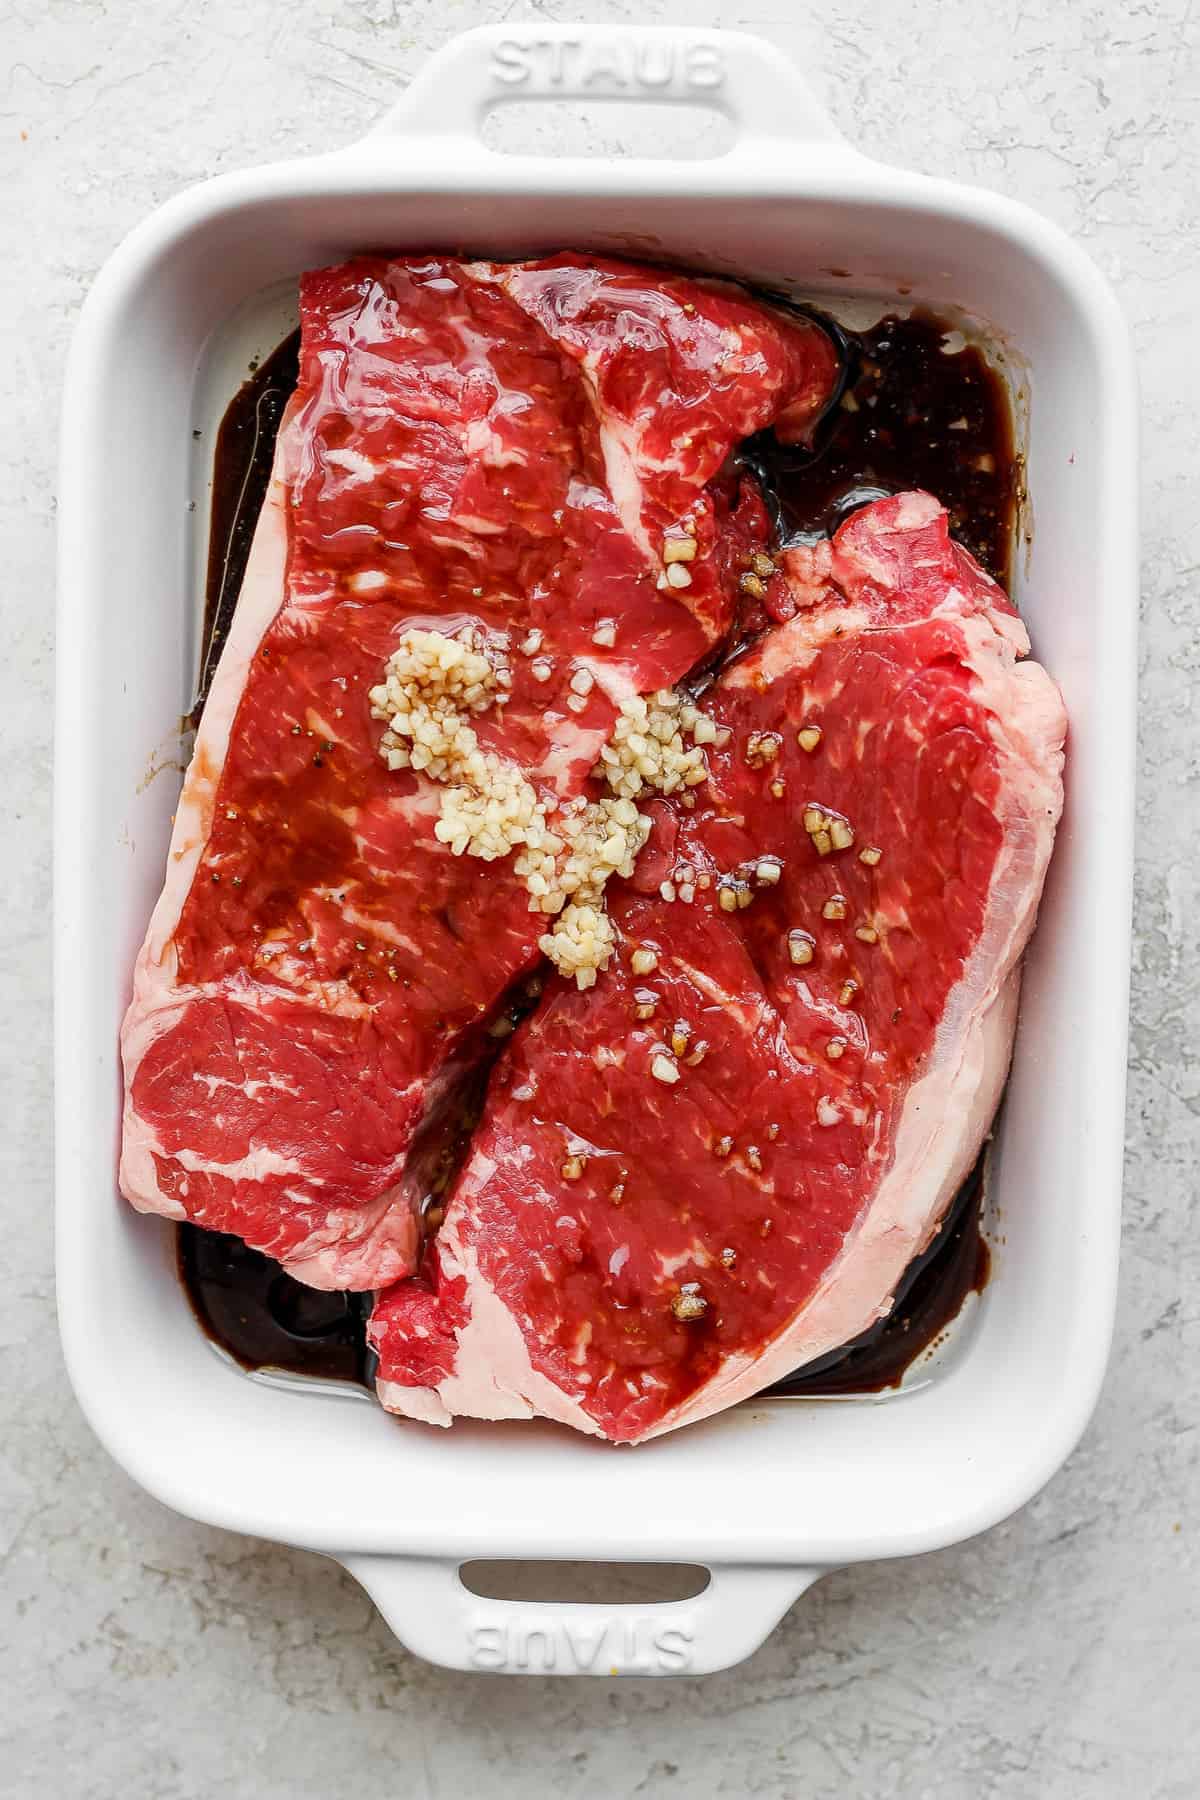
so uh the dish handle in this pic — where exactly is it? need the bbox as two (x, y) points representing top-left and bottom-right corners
(341, 1553), (825, 1677)
(362, 24), (852, 160)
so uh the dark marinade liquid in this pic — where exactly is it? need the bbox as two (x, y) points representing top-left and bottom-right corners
(179, 1227), (376, 1386)
(179, 301), (1014, 1394)
(744, 306), (1016, 585)
(766, 1153), (990, 1397)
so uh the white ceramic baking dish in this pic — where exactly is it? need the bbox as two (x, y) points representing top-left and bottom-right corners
(55, 24), (1137, 1677)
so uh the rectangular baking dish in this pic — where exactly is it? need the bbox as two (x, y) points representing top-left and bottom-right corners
(55, 24), (1137, 1677)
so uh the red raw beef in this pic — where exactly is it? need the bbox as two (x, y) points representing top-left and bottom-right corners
(119, 256), (839, 1289)
(369, 493), (1066, 1440)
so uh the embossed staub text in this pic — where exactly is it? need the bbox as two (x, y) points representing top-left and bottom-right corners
(467, 1611), (696, 1674)
(489, 35), (725, 97)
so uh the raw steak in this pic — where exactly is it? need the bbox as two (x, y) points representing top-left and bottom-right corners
(369, 492), (1066, 1439)
(119, 255), (839, 1289)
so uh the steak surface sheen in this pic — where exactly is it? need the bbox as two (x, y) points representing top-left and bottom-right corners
(369, 493), (1066, 1440)
(119, 255), (838, 1289)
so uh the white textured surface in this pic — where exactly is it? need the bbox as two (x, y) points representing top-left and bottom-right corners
(4, 0), (1198, 1792)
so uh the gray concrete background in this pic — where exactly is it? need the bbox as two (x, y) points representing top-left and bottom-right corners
(3, 0), (1197, 1793)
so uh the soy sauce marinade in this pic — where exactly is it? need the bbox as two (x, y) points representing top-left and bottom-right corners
(191, 329), (301, 724)
(179, 303), (1014, 1394)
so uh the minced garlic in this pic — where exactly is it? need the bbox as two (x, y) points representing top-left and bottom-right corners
(592, 689), (714, 801)
(371, 629), (659, 989)
(671, 1283), (707, 1321)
